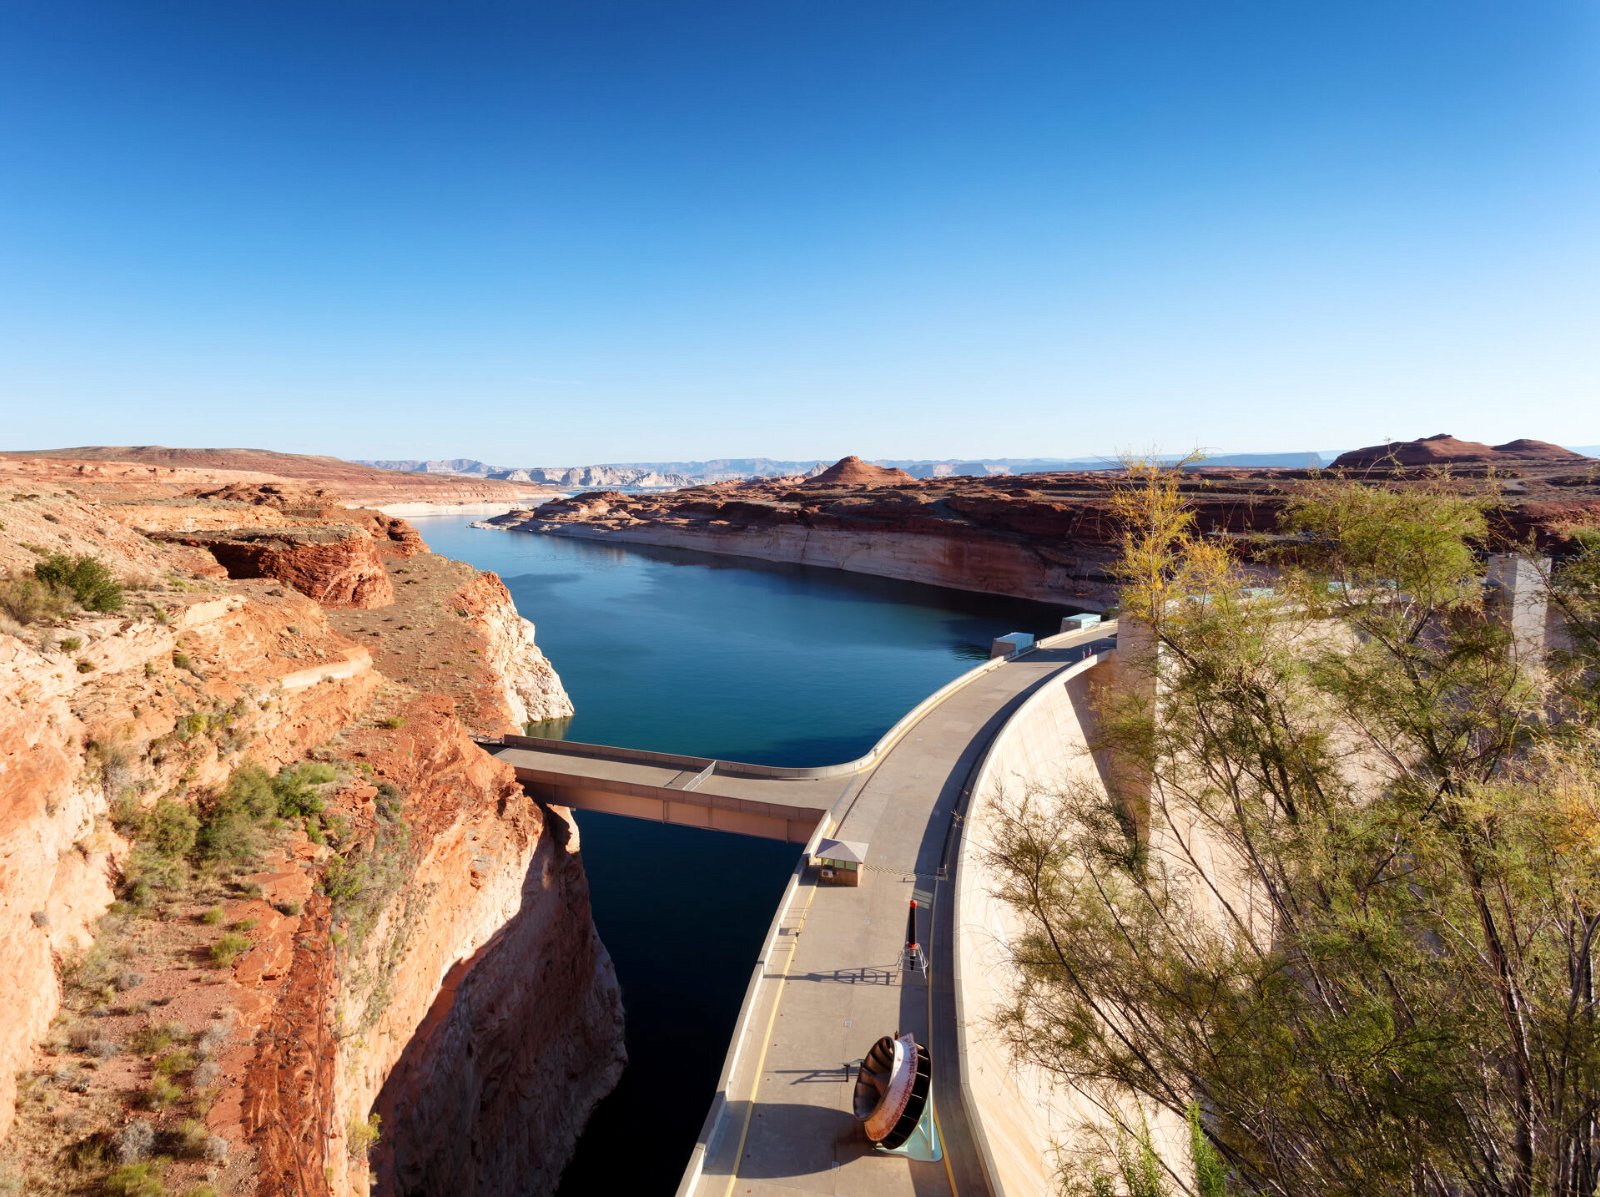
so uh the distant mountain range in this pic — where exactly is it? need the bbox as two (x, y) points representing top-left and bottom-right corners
(360, 450), (1335, 486)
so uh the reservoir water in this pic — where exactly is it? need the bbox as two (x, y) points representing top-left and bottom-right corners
(408, 518), (1073, 1195)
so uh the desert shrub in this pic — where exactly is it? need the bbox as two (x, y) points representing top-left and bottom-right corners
(274, 761), (334, 818)
(377, 715), (404, 729)
(196, 764), (278, 867)
(103, 1160), (165, 1197)
(112, 1118), (156, 1165)
(347, 1112), (381, 1162)
(198, 907), (223, 926)
(76, 658), (96, 672)
(142, 799), (199, 858)
(64, 946), (119, 997)
(208, 933), (250, 969)
(322, 782), (412, 951)
(171, 651), (192, 671)
(142, 1074), (181, 1109)
(128, 1022), (181, 1056)
(59, 635), (82, 652)
(173, 1118), (211, 1160)
(154, 1048), (194, 1078)
(122, 797), (198, 897)
(34, 553), (123, 613)
(0, 573), (71, 623)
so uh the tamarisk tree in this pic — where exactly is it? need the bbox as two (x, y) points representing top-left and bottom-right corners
(989, 466), (1600, 1197)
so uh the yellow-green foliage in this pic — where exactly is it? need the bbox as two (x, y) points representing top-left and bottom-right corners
(207, 933), (250, 969)
(347, 1112), (381, 1163)
(103, 1162), (166, 1197)
(33, 552), (124, 613)
(993, 469), (1600, 1197)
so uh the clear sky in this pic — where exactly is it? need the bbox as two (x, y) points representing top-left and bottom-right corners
(1, 1), (1596, 464)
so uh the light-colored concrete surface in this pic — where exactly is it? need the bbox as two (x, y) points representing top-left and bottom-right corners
(680, 635), (1115, 1197)
(953, 653), (1155, 1195)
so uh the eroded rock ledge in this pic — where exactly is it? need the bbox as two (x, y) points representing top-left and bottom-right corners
(0, 471), (612, 1196)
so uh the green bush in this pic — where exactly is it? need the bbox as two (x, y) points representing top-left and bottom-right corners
(128, 1022), (182, 1056)
(142, 1074), (182, 1109)
(198, 907), (223, 926)
(208, 933), (250, 968)
(274, 762), (334, 819)
(347, 1112), (381, 1162)
(196, 765), (278, 867)
(0, 573), (71, 624)
(121, 798), (199, 897)
(143, 799), (199, 859)
(103, 1162), (166, 1197)
(59, 635), (83, 652)
(154, 1048), (194, 1077)
(322, 783), (410, 949)
(34, 553), (123, 613)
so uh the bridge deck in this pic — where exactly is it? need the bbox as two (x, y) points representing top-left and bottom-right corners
(680, 633), (1114, 1197)
(488, 740), (855, 843)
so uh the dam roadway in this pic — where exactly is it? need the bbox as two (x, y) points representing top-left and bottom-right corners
(484, 622), (1117, 1197)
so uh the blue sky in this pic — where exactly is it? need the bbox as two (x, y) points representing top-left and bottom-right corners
(1, 2), (1596, 464)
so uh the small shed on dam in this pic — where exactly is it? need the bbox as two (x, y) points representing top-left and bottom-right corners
(815, 837), (868, 886)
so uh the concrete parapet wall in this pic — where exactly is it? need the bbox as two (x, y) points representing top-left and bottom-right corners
(952, 649), (1184, 1194)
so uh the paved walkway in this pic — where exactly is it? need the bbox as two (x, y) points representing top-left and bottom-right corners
(680, 633), (1115, 1197)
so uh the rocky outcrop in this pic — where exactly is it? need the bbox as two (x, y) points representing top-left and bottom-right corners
(243, 696), (622, 1197)
(157, 526), (397, 608)
(0, 583), (382, 1138)
(801, 455), (916, 489)
(371, 801), (623, 1197)
(0, 470), (615, 1196)
(460, 573), (574, 728)
(1332, 433), (1589, 470)
(0, 446), (561, 509)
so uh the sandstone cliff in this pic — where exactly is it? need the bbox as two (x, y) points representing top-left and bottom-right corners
(480, 448), (1600, 606)
(0, 469), (613, 1196)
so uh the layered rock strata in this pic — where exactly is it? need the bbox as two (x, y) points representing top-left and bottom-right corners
(482, 443), (1600, 605)
(0, 468), (612, 1196)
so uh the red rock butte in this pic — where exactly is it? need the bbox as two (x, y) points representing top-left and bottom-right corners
(801, 455), (917, 489)
(1332, 433), (1588, 470)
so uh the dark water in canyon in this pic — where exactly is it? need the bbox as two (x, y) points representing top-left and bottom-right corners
(409, 518), (1073, 1194)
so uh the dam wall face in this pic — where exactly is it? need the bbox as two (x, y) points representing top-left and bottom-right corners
(952, 652), (1186, 1193)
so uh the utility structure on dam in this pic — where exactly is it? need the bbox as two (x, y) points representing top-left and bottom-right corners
(484, 619), (1117, 1197)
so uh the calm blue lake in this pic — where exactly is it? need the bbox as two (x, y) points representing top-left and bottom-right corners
(407, 518), (1074, 1194)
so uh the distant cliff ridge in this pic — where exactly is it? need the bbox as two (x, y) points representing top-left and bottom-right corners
(359, 449), (1342, 487)
(478, 443), (1600, 606)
